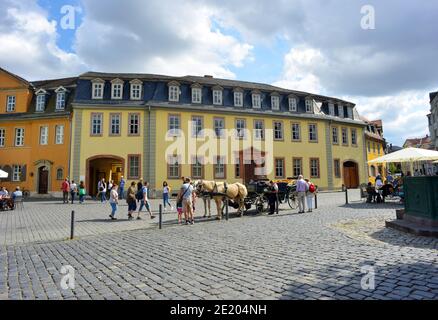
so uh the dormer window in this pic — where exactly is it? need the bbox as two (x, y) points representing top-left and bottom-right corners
(234, 89), (243, 107)
(111, 79), (124, 100)
(288, 96), (297, 112)
(328, 102), (335, 116)
(213, 87), (223, 105)
(347, 107), (353, 119)
(92, 79), (104, 99)
(55, 87), (67, 110)
(191, 84), (202, 104)
(36, 95), (45, 112)
(130, 80), (142, 100)
(305, 99), (313, 113)
(252, 92), (261, 109)
(338, 104), (344, 118)
(271, 94), (280, 111)
(168, 82), (180, 102)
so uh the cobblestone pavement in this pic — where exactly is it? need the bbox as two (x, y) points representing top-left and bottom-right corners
(0, 190), (437, 300)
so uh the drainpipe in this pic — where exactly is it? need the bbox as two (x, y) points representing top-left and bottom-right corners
(147, 104), (152, 194)
(68, 110), (73, 182)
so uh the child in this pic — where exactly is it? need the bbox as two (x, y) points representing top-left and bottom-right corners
(176, 200), (183, 225)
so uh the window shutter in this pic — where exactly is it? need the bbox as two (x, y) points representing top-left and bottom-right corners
(20, 165), (27, 182)
(3, 165), (12, 182)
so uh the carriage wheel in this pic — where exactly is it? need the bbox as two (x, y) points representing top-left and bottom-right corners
(255, 195), (269, 214)
(287, 191), (298, 209)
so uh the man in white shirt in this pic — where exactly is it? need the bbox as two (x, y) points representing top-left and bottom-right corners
(295, 175), (308, 214)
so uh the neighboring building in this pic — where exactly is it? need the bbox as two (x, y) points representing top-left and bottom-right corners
(362, 118), (387, 183)
(70, 72), (368, 194)
(428, 90), (438, 150)
(403, 135), (432, 149)
(403, 135), (436, 175)
(0, 68), (75, 196)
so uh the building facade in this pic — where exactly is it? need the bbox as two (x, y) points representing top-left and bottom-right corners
(0, 68), (74, 196)
(363, 119), (387, 183)
(70, 72), (368, 195)
(428, 90), (438, 150)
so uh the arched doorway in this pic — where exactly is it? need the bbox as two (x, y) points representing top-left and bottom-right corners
(38, 166), (49, 194)
(343, 161), (359, 188)
(86, 155), (125, 196)
(237, 148), (267, 184)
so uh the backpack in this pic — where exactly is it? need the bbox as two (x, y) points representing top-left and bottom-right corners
(309, 183), (316, 193)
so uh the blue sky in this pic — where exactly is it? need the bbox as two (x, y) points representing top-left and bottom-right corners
(1, 0), (437, 146)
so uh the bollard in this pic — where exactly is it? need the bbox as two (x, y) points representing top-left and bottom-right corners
(315, 193), (318, 209)
(70, 210), (75, 240)
(225, 198), (229, 221)
(345, 188), (349, 204)
(159, 204), (163, 229)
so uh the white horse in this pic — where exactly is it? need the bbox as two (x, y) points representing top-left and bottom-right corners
(195, 180), (248, 220)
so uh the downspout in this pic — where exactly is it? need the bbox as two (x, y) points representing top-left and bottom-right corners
(68, 107), (73, 181)
(148, 104), (152, 190)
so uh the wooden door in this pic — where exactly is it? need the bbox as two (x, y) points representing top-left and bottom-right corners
(244, 162), (256, 184)
(343, 162), (359, 188)
(38, 167), (49, 194)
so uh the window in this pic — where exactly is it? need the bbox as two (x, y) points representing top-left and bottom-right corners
(214, 117), (225, 138)
(214, 156), (226, 179)
(254, 120), (264, 140)
(235, 158), (241, 178)
(334, 159), (341, 178)
(378, 144), (381, 155)
(55, 125), (64, 144)
(56, 168), (64, 180)
(373, 142), (376, 153)
(6, 96), (16, 112)
(213, 89), (223, 105)
(308, 124), (318, 142)
(275, 158), (285, 178)
(351, 129), (357, 145)
(128, 155), (141, 179)
(234, 91), (243, 107)
(305, 99), (313, 113)
(291, 123), (301, 141)
(36, 95), (45, 111)
(236, 119), (246, 139)
(56, 92), (66, 110)
(332, 127), (339, 144)
(168, 114), (181, 136)
(191, 156), (203, 179)
(368, 141), (371, 152)
(252, 94), (261, 109)
(271, 95), (280, 111)
(191, 116), (203, 137)
(91, 113), (103, 136)
(289, 97), (297, 112)
(110, 114), (121, 136)
(347, 107), (353, 119)
(338, 104), (344, 118)
(128, 113), (140, 136)
(192, 87), (202, 103)
(329, 103), (335, 116)
(274, 121), (283, 140)
(111, 81), (123, 99)
(168, 155), (180, 179)
(342, 128), (348, 145)
(15, 128), (24, 146)
(12, 165), (22, 182)
(40, 126), (48, 145)
(130, 83), (142, 100)
(310, 158), (320, 178)
(370, 165), (376, 177)
(293, 158), (302, 177)
(169, 85), (179, 102)
(0, 129), (4, 147)
(92, 82), (104, 99)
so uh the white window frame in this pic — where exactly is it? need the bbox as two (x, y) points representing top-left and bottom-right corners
(274, 121), (283, 140)
(169, 85), (180, 102)
(275, 158), (285, 178)
(236, 119), (246, 139)
(0, 128), (5, 147)
(36, 95), (46, 112)
(347, 107), (354, 119)
(271, 95), (280, 111)
(6, 96), (16, 112)
(329, 103), (335, 116)
(56, 92), (66, 110)
(92, 81), (104, 99)
(111, 81), (123, 100)
(305, 99), (313, 113)
(252, 94), (261, 109)
(291, 123), (301, 141)
(254, 120), (264, 140)
(351, 129), (357, 145)
(214, 117), (225, 138)
(55, 125), (64, 144)
(213, 90), (223, 105)
(234, 91), (243, 107)
(40, 126), (48, 145)
(192, 87), (202, 104)
(130, 82), (142, 100)
(309, 124), (318, 142)
(214, 156), (226, 179)
(12, 165), (21, 182)
(289, 97), (297, 112)
(110, 114), (121, 135)
(168, 115), (181, 136)
(191, 116), (203, 138)
(91, 113), (103, 136)
(338, 104), (344, 118)
(15, 128), (24, 146)
(128, 113), (140, 135)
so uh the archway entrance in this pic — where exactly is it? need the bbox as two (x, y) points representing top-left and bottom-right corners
(343, 161), (359, 188)
(86, 155), (125, 197)
(38, 166), (49, 194)
(237, 148), (267, 184)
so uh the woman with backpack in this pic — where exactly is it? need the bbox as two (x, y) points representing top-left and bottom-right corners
(79, 181), (86, 204)
(305, 179), (316, 212)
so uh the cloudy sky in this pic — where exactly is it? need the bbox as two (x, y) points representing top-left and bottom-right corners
(1, 0), (437, 145)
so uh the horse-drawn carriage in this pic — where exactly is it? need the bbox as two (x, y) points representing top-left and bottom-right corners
(244, 178), (298, 213)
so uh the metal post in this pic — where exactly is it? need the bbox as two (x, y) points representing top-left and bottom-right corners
(276, 193), (279, 215)
(70, 210), (75, 240)
(315, 193), (318, 209)
(225, 198), (229, 221)
(159, 204), (163, 229)
(345, 188), (349, 204)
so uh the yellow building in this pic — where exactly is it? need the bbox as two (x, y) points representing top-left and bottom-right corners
(363, 119), (387, 183)
(70, 72), (368, 195)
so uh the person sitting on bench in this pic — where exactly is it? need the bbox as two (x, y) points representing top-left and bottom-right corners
(366, 182), (378, 203)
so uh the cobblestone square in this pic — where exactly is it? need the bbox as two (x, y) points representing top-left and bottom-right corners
(0, 191), (437, 300)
